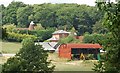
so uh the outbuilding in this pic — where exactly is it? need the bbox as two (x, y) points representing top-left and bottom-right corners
(58, 43), (102, 60)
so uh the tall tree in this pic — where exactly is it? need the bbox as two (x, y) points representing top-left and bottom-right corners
(17, 6), (33, 27)
(93, 1), (120, 72)
(2, 1), (26, 25)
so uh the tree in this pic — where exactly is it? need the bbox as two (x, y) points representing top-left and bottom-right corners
(59, 35), (80, 44)
(92, 20), (108, 34)
(17, 6), (33, 27)
(2, 1), (26, 25)
(2, 38), (55, 72)
(93, 1), (120, 72)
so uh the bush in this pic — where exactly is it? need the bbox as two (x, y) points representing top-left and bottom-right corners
(3, 24), (16, 32)
(0, 27), (8, 40)
(12, 29), (54, 42)
(28, 30), (54, 42)
(83, 33), (110, 44)
(2, 38), (55, 72)
(59, 35), (80, 44)
(7, 32), (37, 42)
(13, 29), (29, 34)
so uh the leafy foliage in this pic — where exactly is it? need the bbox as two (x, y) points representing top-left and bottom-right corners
(17, 6), (33, 27)
(92, 20), (108, 34)
(12, 28), (54, 42)
(83, 33), (111, 44)
(7, 32), (37, 42)
(93, 1), (120, 73)
(59, 35), (80, 44)
(2, 38), (55, 72)
(0, 27), (8, 40)
(1, 2), (104, 35)
(2, 1), (26, 25)
(3, 24), (16, 32)
(28, 29), (54, 42)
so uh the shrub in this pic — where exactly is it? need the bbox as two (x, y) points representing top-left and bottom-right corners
(59, 35), (80, 44)
(12, 29), (54, 42)
(3, 24), (16, 32)
(28, 29), (54, 42)
(7, 32), (37, 42)
(0, 27), (8, 40)
(83, 33), (110, 44)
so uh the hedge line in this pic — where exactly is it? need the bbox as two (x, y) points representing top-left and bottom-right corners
(7, 32), (37, 42)
(13, 29), (54, 42)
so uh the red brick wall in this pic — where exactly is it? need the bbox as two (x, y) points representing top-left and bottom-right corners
(59, 44), (71, 59)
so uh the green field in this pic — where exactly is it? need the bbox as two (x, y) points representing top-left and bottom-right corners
(1, 41), (22, 53)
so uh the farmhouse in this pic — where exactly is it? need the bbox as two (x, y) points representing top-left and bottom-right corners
(48, 30), (70, 42)
(48, 30), (77, 42)
(59, 43), (102, 60)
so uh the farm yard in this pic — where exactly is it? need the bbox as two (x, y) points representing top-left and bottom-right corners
(0, 41), (97, 71)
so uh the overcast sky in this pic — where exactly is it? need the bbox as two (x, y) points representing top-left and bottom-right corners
(0, 0), (96, 7)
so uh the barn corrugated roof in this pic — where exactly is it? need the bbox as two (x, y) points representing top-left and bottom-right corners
(63, 43), (102, 49)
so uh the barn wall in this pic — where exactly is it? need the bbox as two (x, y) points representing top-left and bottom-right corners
(59, 44), (71, 59)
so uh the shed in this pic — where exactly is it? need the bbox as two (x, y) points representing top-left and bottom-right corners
(58, 43), (102, 60)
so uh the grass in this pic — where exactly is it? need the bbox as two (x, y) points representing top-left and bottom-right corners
(48, 53), (97, 71)
(0, 53), (97, 71)
(1, 41), (22, 53)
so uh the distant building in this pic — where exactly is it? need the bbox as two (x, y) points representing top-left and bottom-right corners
(29, 21), (35, 30)
(16, 21), (35, 31)
(35, 42), (59, 52)
(48, 30), (70, 42)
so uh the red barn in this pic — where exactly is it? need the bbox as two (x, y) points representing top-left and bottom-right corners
(58, 43), (102, 60)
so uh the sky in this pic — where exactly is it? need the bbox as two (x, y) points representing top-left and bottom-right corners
(0, 0), (96, 7)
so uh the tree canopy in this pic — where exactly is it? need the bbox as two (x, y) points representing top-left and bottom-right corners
(1, 1), (104, 35)
(93, 1), (120, 73)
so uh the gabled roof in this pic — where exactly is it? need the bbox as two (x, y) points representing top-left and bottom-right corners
(35, 42), (58, 51)
(52, 30), (70, 34)
(48, 42), (58, 48)
(61, 43), (102, 49)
